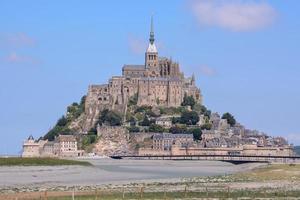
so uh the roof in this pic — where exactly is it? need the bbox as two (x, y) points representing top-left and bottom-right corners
(156, 117), (172, 122)
(28, 135), (34, 140)
(153, 133), (193, 140)
(56, 135), (76, 142)
(147, 43), (157, 53)
(123, 65), (145, 71)
(139, 77), (181, 82)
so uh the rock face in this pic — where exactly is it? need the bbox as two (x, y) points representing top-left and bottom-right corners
(93, 125), (136, 156)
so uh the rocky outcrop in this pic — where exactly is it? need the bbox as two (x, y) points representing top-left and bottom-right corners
(93, 125), (136, 156)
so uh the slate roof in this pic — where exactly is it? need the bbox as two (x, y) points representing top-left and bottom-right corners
(122, 65), (145, 71)
(153, 133), (193, 140)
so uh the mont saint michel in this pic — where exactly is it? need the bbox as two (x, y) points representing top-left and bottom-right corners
(1, 1), (300, 199)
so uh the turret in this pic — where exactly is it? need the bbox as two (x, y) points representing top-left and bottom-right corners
(191, 73), (195, 85)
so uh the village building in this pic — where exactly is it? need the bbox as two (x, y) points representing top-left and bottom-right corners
(152, 133), (194, 151)
(155, 117), (172, 128)
(22, 135), (83, 157)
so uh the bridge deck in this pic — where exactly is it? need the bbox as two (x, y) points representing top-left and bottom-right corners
(110, 154), (300, 164)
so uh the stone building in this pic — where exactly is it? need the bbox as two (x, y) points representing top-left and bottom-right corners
(155, 117), (172, 128)
(55, 135), (80, 157)
(169, 144), (294, 157)
(152, 133), (194, 151)
(22, 135), (46, 157)
(84, 18), (202, 132)
(22, 135), (82, 157)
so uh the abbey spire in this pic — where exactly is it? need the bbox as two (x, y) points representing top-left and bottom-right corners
(146, 16), (157, 53)
(149, 15), (155, 45)
(145, 16), (159, 76)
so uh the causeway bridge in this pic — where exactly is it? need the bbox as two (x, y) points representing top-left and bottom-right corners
(110, 154), (300, 164)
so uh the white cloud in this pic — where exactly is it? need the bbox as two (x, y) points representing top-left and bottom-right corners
(199, 65), (217, 76)
(128, 35), (146, 55)
(128, 34), (165, 55)
(8, 32), (36, 47)
(0, 32), (36, 48)
(189, 0), (277, 32)
(3, 52), (39, 64)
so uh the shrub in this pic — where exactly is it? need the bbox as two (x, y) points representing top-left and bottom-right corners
(180, 111), (199, 125)
(127, 126), (140, 133)
(56, 116), (67, 127)
(189, 128), (202, 140)
(169, 124), (188, 134)
(201, 123), (212, 130)
(135, 105), (152, 113)
(139, 116), (150, 126)
(99, 109), (123, 126)
(181, 93), (196, 108)
(128, 93), (138, 106)
(222, 112), (236, 126)
(149, 124), (164, 133)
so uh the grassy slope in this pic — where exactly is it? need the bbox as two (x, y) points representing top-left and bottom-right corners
(233, 164), (300, 181)
(0, 157), (91, 166)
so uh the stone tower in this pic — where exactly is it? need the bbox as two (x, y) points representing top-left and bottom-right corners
(145, 16), (159, 77)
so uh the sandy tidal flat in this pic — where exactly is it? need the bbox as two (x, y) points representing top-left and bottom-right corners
(0, 159), (262, 188)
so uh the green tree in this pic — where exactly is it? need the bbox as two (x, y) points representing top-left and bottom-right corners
(128, 93), (138, 106)
(199, 105), (211, 117)
(81, 135), (97, 150)
(128, 116), (136, 126)
(172, 117), (180, 124)
(99, 109), (109, 124)
(149, 124), (164, 133)
(106, 111), (122, 126)
(127, 126), (140, 133)
(139, 116), (150, 126)
(135, 105), (152, 113)
(99, 109), (122, 126)
(80, 95), (86, 111)
(43, 126), (72, 141)
(56, 116), (67, 127)
(87, 127), (97, 135)
(169, 124), (188, 134)
(222, 112), (236, 126)
(188, 128), (202, 140)
(201, 123), (212, 130)
(181, 93), (196, 109)
(180, 111), (199, 125)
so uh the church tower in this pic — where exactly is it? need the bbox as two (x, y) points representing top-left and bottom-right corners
(145, 16), (159, 77)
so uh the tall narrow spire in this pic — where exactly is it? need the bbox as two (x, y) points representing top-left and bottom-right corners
(149, 15), (155, 44)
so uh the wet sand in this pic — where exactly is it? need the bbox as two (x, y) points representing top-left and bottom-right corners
(0, 159), (263, 188)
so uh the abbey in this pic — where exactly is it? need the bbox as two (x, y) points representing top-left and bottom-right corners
(84, 18), (202, 129)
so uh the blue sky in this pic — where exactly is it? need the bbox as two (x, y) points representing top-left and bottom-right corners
(0, 0), (300, 155)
